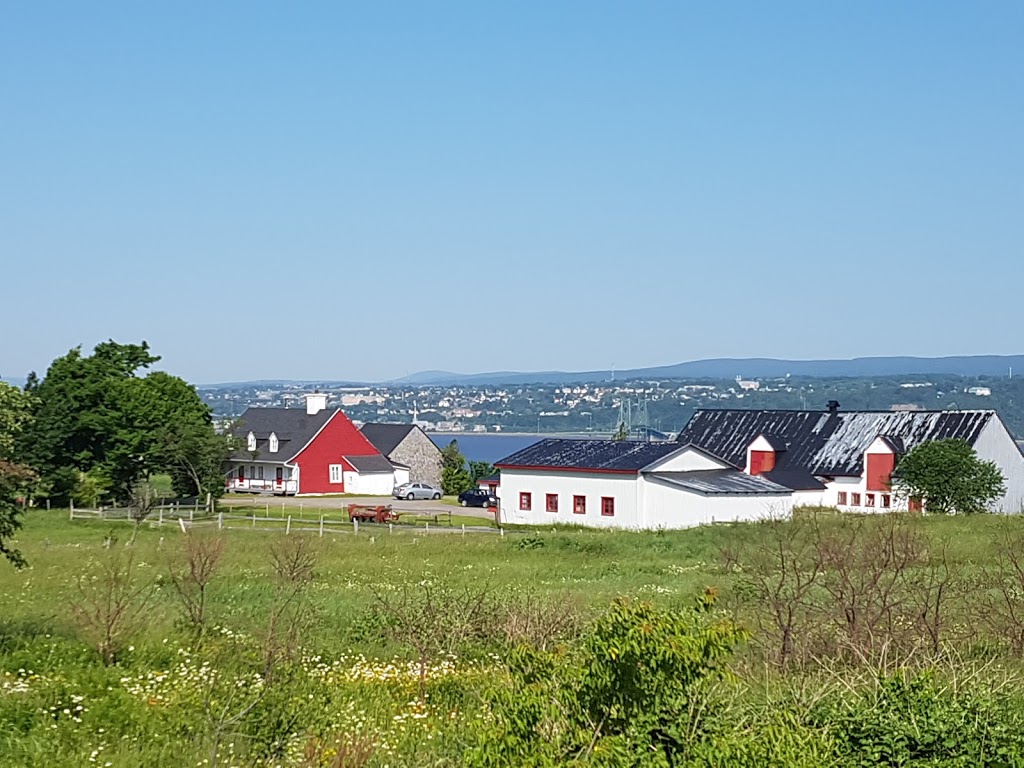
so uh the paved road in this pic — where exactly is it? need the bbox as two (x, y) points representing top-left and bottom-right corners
(221, 493), (495, 521)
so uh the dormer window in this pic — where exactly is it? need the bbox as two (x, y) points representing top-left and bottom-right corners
(269, 433), (278, 453)
(247, 431), (256, 452)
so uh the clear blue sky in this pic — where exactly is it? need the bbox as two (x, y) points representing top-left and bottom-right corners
(2, 2), (1021, 384)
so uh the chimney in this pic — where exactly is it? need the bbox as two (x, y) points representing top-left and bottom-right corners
(826, 400), (841, 415)
(304, 391), (328, 415)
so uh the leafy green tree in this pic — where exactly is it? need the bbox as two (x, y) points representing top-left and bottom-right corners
(612, 420), (629, 441)
(892, 439), (1006, 514)
(20, 341), (224, 503)
(468, 593), (747, 766)
(0, 461), (35, 567)
(469, 461), (496, 484)
(441, 439), (473, 496)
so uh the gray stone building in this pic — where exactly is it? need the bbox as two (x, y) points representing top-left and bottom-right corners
(360, 423), (443, 487)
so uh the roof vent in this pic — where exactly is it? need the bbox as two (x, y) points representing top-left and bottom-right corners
(826, 400), (841, 415)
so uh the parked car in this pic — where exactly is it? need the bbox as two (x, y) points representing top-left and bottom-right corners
(393, 482), (443, 500)
(458, 488), (497, 508)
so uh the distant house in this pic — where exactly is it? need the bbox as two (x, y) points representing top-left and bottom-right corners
(359, 423), (442, 487)
(496, 439), (793, 530)
(225, 393), (397, 496)
(676, 405), (1024, 513)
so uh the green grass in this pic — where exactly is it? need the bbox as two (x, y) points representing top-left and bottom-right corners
(7, 511), (1024, 766)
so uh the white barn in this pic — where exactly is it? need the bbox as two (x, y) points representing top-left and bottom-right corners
(675, 405), (1024, 514)
(495, 440), (796, 530)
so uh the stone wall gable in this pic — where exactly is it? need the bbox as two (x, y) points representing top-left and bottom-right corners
(389, 428), (442, 486)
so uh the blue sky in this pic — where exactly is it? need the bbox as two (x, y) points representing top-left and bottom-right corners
(2, 2), (1021, 384)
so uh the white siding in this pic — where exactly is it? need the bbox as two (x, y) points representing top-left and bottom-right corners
(645, 446), (729, 472)
(393, 467), (410, 487)
(639, 477), (788, 527)
(497, 469), (640, 529)
(342, 471), (396, 496)
(972, 417), (1024, 513)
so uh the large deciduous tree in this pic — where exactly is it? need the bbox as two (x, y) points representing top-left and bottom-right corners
(20, 341), (227, 504)
(892, 438), (1006, 514)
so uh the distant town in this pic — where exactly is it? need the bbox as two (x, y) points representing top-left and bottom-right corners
(198, 372), (1024, 438)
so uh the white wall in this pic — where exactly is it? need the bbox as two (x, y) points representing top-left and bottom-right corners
(342, 471), (395, 496)
(973, 417), (1024, 513)
(646, 447), (729, 472)
(394, 467), (410, 487)
(641, 476), (793, 528)
(497, 469), (640, 529)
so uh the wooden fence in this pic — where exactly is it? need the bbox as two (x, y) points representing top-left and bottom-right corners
(69, 503), (503, 537)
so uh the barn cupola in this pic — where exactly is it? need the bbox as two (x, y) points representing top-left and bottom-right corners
(865, 435), (903, 491)
(746, 434), (786, 475)
(304, 391), (328, 415)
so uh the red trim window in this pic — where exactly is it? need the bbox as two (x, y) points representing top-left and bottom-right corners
(519, 492), (532, 511)
(601, 497), (615, 517)
(837, 491), (847, 506)
(545, 493), (558, 513)
(881, 494), (892, 509)
(851, 493), (862, 506)
(573, 495), (586, 514)
(865, 493), (876, 508)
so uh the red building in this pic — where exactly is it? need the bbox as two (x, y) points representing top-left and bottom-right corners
(225, 393), (397, 496)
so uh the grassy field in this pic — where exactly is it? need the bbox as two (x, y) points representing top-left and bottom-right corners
(7, 511), (1024, 766)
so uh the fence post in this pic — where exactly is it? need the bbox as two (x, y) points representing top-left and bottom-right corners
(252, 513), (256, 528)
(189, 507), (194, 523)
(46, 498), (51, 512)
(299, 502), (303, 519)
(218, 512), (223, 530)
(389, 523), (393, 534)
(286, 516), (292, 535)
(425, 521), (429, 533)
(500, 527), (504, 538)
(319, 516), (324, 538)
(265, 501), (269, 518)
(158, 508), (163, 526)
(462, 524), (465, 536)
(69, 501), (74, 521)
(353, 519), (359, 535)
(206, 492), (212, 512)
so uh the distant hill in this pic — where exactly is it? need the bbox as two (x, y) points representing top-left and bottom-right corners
(391, 355), (1024, 386)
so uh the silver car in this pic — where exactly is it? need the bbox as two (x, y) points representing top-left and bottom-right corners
(394, 482), (443, 500)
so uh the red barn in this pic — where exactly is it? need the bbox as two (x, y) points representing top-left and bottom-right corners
(225, 393), (397, 496)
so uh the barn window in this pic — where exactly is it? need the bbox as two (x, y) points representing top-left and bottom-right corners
(545, 494), (558, 513)
(851, 493), (862, 506)
(881, 494), (891, 508)
(865, 493), (875, 507)
(329, 465), (344, 484)
(601, 497), (615, 517)
(519, 492), (532, 511)
(837, 492), (847, 505)
(573, 495), (586, 514)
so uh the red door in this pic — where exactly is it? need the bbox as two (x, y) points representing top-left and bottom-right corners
(866, 453), (895, 491)
(749, 450), (775, 475)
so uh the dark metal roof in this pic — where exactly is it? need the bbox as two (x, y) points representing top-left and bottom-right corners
(344, 454), (396, 473)
(360, 423), (418, 456)
(230, 408), (335, 462)
(761, 469), (828, 491)
(496, 439), (682, 472)
(647, 470), (791, 495)
(676, 409), (995, 477)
